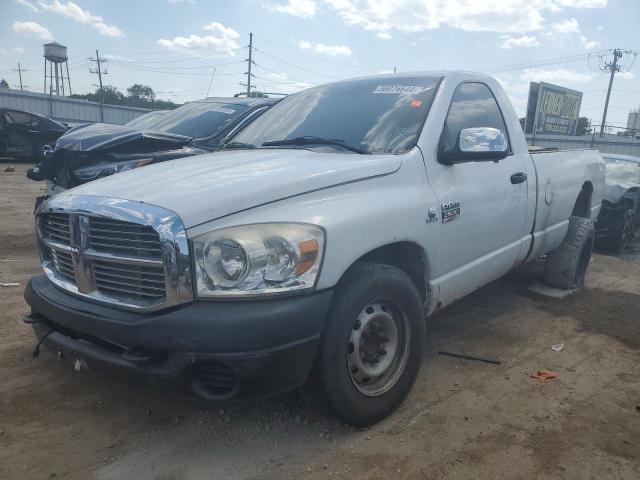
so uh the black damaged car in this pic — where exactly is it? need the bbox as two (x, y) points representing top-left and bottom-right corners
(595, 153), (640, 253)
(0, 108), (68, 161)
(28, 97), (276, 198)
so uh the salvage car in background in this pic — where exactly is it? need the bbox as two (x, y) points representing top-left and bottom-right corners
(595, 153), (640, 252)
(28, 97), (277, 197)
(124, 109), (170, 129)
(0, 108), (68, 161)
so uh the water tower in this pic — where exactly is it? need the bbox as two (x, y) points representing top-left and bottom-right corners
(43, 42), (71, 96)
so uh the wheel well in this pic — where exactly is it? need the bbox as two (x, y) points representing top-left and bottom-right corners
(571, 181), (593, 218)
(356, 242), (428, 301)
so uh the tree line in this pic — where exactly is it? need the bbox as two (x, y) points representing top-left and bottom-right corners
(70, 84), (179, 110)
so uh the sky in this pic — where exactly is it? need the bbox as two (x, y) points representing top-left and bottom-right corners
(1, 0), (638, 129)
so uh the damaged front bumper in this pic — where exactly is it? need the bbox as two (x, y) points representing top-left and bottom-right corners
(25, 274), (332, 400)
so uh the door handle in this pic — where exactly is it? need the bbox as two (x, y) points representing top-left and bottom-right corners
(511, 172), (527, 184)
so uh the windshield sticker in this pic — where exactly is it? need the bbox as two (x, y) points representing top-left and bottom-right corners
(208, 106), (236, 115)
(373, 85), (430, 94)
(441, 201), (461, 224)
(410, 100), (423, 108)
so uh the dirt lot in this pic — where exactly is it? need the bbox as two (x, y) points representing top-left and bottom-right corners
(1, 161), (639, 480)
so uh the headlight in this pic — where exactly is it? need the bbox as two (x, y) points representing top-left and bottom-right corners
(73, 158), (153, 182)
(193, 223), (325, 297)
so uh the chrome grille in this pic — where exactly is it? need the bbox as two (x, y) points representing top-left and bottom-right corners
(40, 213), (71, 244)
(88, 218), (163, 260)
(93, 260), (166, 301)
(36, 197), (193, 312)
(49, 247), (75, 283)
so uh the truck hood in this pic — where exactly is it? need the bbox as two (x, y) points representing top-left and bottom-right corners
(55, 122), (192, 152)
(65, 149), (402, 228)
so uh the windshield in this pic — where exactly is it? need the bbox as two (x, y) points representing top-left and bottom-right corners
(604, 157), (640, 185)
(143, 101), (248, 139)
(232, 76), (441, 154)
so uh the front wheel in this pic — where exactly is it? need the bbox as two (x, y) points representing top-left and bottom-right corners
(304, 262), (425, 426)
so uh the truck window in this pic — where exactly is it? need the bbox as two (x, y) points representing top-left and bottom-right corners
(440, 83), (509, 153)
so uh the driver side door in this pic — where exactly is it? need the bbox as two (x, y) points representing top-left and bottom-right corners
(428, 82), (530, 305)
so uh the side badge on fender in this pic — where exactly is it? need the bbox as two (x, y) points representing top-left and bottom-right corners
(426, 207), (439, 223)
(441, 201), (461, 224)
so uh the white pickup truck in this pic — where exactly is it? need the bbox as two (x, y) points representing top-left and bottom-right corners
(26, 72), (605, 426)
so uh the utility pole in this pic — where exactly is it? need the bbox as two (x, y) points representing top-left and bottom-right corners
(14, 63), (24, 90)
(599, 49), (623, 136)
(246, 32), (254, 96)
(89, 49), (108, 122)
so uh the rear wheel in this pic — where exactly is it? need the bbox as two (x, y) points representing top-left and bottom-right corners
(304, 262), (425, 426)
(613, 210), (635, 254)
(544, 216), (595, 290)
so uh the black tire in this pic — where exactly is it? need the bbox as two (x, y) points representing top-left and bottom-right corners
(303, 262), (425, 426)
(612, 210), (635, 254)
(544, 216), (595, 290)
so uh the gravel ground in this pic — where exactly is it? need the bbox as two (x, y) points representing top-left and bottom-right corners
(1, 161), (639, 480)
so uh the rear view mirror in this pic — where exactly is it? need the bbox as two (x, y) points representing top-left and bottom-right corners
(439, 127), (510, 165)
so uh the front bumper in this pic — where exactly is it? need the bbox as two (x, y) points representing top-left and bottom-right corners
(25, 274), (333, 400)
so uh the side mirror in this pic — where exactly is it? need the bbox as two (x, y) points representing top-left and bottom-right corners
(439, 127), (510, 165)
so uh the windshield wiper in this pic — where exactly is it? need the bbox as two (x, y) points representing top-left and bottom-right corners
(262, 136), (370, 154)
(216, 141), (257, 151)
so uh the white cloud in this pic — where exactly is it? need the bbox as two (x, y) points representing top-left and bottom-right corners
(16, 0), (38, 12)
(376, 32), (392, 40)
(555, 0), (606, 6)
(12, 21), (53, 40)
(495, 76), (531, 95)
(262, 72), (313, 93)
(158, 22), (240, 55)
(617, 71), (634, 81)
(495, 76), (530, 115)
(520, 68), (595, 84)
(272, 0), (317, 18)
(500, 35), (540, 49)
(595, 25), (604, 31)
(322, 0), (606, 36)
(551, 18), (580, 34)
(38, 1), (124, 37)
(104, 53), (131, 61)
(580, 35), (600, 49)
(0, 48), (6, 55)
(297, 40), (352, 56)
(14, 47), (26, 54)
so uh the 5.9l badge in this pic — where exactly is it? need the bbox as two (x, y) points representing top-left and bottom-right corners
(441, 201), (461, 224)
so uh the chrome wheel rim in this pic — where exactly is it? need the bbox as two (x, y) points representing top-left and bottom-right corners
(347, 299), (410, 397)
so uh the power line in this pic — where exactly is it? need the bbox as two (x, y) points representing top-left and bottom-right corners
(109, 60), (244, 71)
(104, 38), (249, 56)
(598, 48), (638, 135)
(253, 47), (340, 80)
(246, 32), (254, 95)
(89, 49), (108, 122)
(253, 64), (311, 86)
(13, 63), (25, 90)
(252, 34), (382, 71)
(108, 61), (245, 76)
(479, 53), (601, 73)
